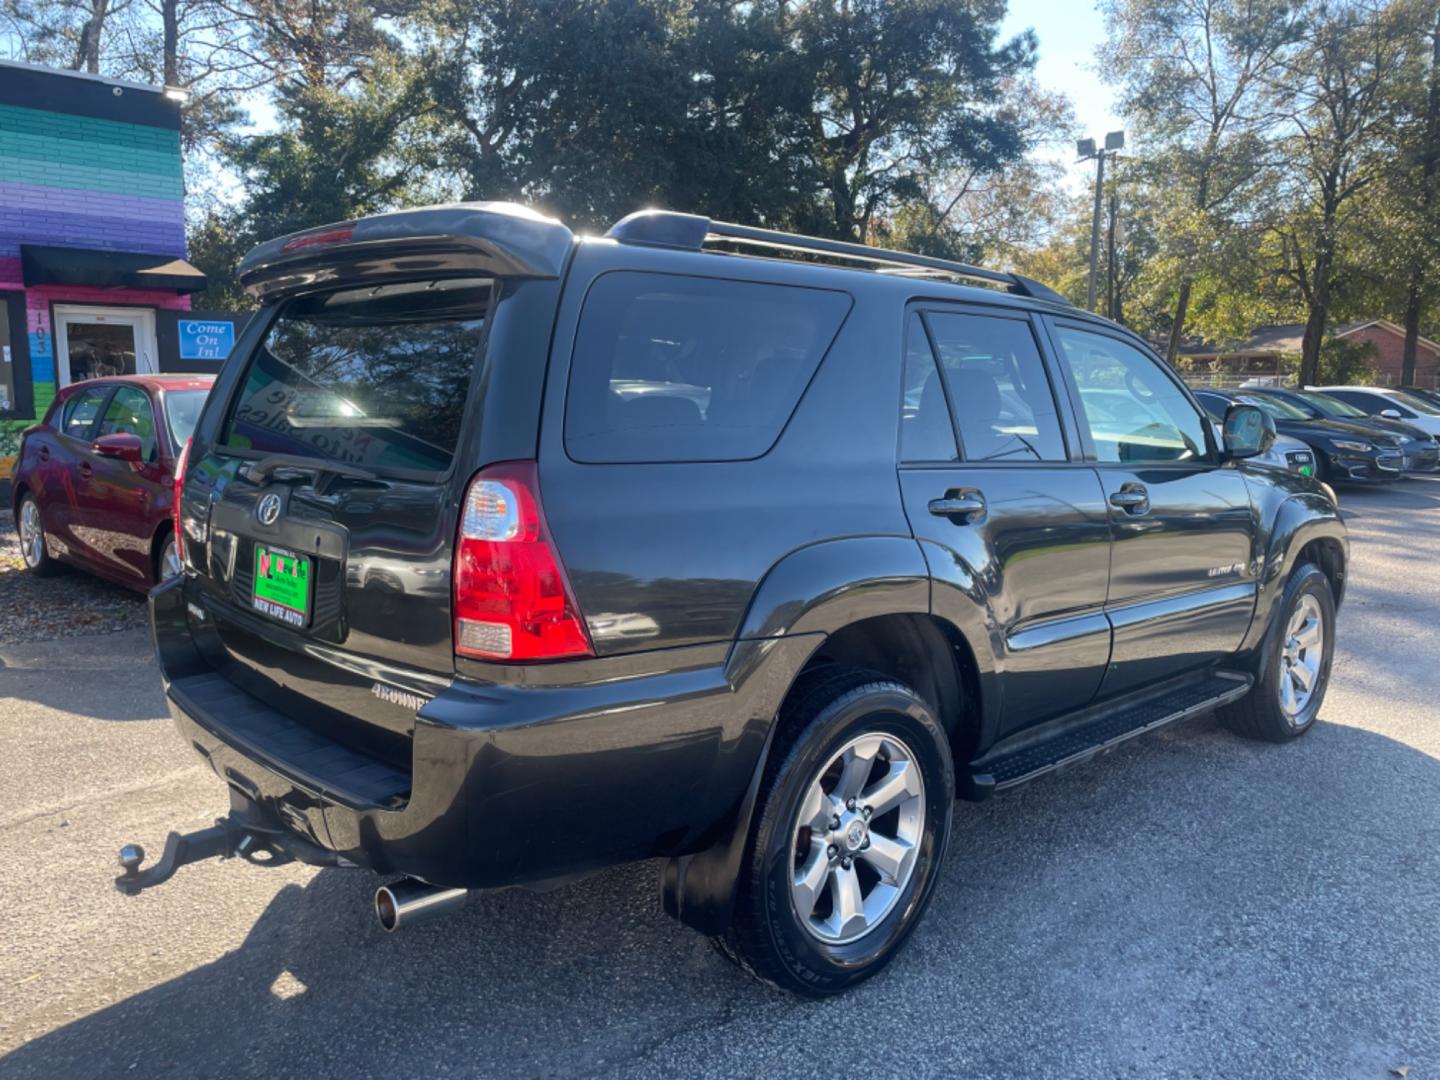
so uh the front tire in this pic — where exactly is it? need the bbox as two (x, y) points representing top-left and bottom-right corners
(16, 494), (60, 577)
(1219, 562), (1335, 741)
(720, 669), (955, 997)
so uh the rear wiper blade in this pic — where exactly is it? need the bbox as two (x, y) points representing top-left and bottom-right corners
(240, 454), (380, 485)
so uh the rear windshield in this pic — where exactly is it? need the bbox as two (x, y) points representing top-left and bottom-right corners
(220, 278), (491, 475)
(564, 272), (852, 462)
(164, 389), (209, 448)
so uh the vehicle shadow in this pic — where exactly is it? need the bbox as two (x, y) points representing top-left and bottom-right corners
(4, 713), (1439, 1079)
(0, 629), (164, 723)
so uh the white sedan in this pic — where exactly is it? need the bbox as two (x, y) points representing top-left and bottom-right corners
(1310, 385), (1440, 438)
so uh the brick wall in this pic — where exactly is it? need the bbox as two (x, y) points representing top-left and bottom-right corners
(1344, 325), (1440, 389)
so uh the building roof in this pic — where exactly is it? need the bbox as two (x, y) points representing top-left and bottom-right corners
(0, 59), (182, 130)
(1180, 319), (1440, 359)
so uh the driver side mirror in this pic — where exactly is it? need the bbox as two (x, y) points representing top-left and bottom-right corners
(1380, 408), (1403, 420)
(1222, 403), (1275, 459)
(93, 432), (143, 464)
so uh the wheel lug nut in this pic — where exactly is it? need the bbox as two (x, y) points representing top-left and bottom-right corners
(862, 806), (871, 819)
(841, 857), (852, 869)
(830, 815), (841, 830)
(846, 798), (856, 811)
(827, 844), (838, 858)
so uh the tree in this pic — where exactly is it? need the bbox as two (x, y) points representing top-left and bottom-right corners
(1262, 0), (1422, 386)
(1101, 0), (1303, 363)
(407, 0), (1043, 237)
(791, 0), (1038, 241)
(1399, 8), (1440, 383)
(0, 0), (139, 73)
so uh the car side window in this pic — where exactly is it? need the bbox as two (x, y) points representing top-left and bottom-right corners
(899, 312), (958, 462)
(564, 272), (852, 463)
(924, 311), (1067, 462)
(1052, 326), (1209, 464)
(97, 386), (159, 461)
(60, 387), (109, 440)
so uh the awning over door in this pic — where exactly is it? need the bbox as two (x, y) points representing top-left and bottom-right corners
(20, 245), (207, 294)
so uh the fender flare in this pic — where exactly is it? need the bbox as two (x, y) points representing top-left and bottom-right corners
(1241, 492), (1347, 658)
(663, 536), (989, 936)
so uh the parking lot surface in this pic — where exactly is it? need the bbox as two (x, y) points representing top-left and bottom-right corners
(2, 479), (1438, 1079)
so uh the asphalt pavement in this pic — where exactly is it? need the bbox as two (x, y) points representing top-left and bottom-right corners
(2, 479), (1439, 1079)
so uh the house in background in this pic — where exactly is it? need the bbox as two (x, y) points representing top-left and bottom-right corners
(0, 60), (249, 477)
(1178, 320), (1440, 389)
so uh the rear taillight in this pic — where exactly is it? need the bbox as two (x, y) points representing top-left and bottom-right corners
(453, 462), (593, 662)
(172, 437), (191, 552)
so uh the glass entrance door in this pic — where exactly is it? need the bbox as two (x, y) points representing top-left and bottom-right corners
(54, 305), (158, 386)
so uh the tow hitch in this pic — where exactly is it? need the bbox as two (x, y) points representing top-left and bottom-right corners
(115, 814), (345, 895)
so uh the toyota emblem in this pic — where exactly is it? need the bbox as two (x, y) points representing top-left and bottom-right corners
(256, 492), (282, 526)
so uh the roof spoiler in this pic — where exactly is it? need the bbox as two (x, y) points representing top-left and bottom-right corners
(606, 210), (1073, 306)
(237, 202), (575, 301)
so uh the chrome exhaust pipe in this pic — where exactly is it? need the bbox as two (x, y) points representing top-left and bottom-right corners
(374, 878), (467, 932)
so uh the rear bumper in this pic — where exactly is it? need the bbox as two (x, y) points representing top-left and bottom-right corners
(150, 576), (781, 889)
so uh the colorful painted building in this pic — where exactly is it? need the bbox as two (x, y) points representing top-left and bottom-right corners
(0, 60), (245, 476)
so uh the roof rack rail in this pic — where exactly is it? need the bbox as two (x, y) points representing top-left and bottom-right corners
(604, 210), (1072, 307)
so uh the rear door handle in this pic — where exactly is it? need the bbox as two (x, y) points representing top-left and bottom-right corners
(78, 461), (93, 480)
(928, 491), (986, 521)
(1108, 484), (1149, 514)
(38, 445), (49, 461)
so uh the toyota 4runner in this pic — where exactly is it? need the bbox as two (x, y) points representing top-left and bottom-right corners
(119, 203), (1347, 997)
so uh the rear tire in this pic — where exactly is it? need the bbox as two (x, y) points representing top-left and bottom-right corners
(1219, 562), (1335, 742)
(16, 494), (60, 577)
(719, 668), (954, 997)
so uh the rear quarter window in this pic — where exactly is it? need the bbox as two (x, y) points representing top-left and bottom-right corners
(564, 272), (852, 463)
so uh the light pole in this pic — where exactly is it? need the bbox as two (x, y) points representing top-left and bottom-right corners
(1078, 131), (1124, 313)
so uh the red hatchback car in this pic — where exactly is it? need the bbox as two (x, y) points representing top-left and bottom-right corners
(13, 374), (214, 591)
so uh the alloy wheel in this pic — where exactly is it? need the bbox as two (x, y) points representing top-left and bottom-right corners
(18, 500), (44, 569)
(1278, 593), (1324, 722)
(160, 537), (182, 580)
(789, 731), (926, 945)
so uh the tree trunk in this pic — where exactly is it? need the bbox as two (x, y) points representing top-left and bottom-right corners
(1299, 257), (1332, 387)
(72, 0), (108, 73)
(162, 0), (180, 87)
(1402, 12), (1440, 386)
(1164, 279), (1193, 364)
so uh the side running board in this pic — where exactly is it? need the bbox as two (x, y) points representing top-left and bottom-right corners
(972, 671), (1253, 791)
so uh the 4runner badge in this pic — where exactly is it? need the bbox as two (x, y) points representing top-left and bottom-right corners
(372, 682), (429, 713)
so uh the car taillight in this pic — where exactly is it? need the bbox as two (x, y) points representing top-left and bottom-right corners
(172, 438), (191, 555)
(453, 461), (593, 662)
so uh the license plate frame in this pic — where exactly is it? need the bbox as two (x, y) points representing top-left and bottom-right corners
(251, 543), (313, 629)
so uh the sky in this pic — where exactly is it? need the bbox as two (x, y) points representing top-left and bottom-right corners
(1000, 0), (1126, 190)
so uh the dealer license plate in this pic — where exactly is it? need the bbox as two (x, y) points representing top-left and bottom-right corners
(251, 544), (311, 628)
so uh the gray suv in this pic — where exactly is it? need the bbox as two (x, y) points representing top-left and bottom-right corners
(122, 203), (1347, 997)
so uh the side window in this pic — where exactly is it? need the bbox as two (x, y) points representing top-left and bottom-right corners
(1196, 394), (1227, 421)
(61, 387), (109, 440)
(926, 311), (1067, 462)
(899, 312), (958, 461)
(1052, 326), (1209, 465)
(97, 386), (159, 461)
(564, 272), (852, 463)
